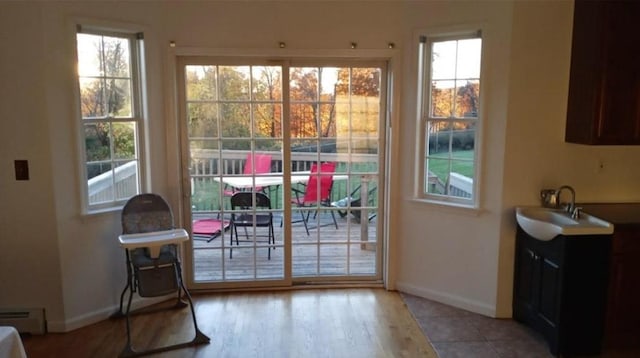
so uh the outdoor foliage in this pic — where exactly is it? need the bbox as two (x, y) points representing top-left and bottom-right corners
(185, 66), (381, 153)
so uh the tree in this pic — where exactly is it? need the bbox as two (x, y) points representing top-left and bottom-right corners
(253, 66), (282, 139)
(456, 81), (479, 117)
(335, 67), (380, 97)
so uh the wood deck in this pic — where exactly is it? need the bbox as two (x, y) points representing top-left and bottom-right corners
(190, 211), (379, 282)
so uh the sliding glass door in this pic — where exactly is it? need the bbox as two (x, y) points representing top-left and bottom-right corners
(177, 58), (386, 289)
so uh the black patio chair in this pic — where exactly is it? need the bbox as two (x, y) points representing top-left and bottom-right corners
(229, 191), (275, 260)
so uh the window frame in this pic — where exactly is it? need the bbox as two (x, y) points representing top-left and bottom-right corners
(415, 30), (483, 208)
(75, 25), (147, 214)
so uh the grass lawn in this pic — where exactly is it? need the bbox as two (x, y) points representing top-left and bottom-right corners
(428, 150), (474, 181)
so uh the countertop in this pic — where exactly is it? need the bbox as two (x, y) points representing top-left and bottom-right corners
(578, 203), (640, 226)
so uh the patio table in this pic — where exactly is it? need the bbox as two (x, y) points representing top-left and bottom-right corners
(213, 170), (348, 213)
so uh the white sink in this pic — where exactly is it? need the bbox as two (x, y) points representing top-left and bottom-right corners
(516, 206), (614, 241)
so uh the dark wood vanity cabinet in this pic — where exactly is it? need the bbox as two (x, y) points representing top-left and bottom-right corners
(574, 203), (640, 350)
(565, 0), (640, 145)
(513, 227), (611, 356)
(604, 225), (640, 348)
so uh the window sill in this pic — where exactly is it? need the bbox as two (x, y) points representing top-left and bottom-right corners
(409, 198), (484, 217)
(83, 205), (123, 217)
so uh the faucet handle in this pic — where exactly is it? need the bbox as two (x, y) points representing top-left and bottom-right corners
(571, 206), (582, 219)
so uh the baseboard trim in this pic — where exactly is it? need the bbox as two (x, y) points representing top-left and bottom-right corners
(47, 295), (173, 333)
(396, 281), (496, 317)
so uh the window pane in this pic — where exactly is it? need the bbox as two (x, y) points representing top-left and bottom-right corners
(220, 103), (250, 137)
(87, 162), (112, 181)
(349, 96), (380, 138)
(431, 80), (455, 117)
(319, 103), (336, 136)
(290, 67), (318, 102)
(320, 67), (340, 96)
(320, 138), (336, 153)
(77, 34), (103, 77)
(190, 139), (219, 152)
(112, 122), (136, 160)
(426, 158), (449, 195)
(219, 66), (249, 100)
(255, 138), (281, 153)
(252, 66), (282, 101)
(186, 65), (218, 101)
(456, 39), (482, 79)
(352, 137), (378, 155)
(451, 124), (475, 157)
(87, 162), (114, 204)
(349, 67), (380, 97)
(188, 103), (219, 138)
(455, 80), (480, 118)
(253, 103), (281, 138)
(450, 159), (474, 180)
(84, 123), (111, 161)
(351, 156), (378, 174)
(290, 103), (318, 138)
(79, 78), (106, 118)
(427, 121), (452, 156)
(102, 36), (130, 77)
(432, 40), (457, 80)
(114, 161), (138, 200)
(109, 78), (132, 117)
(222, 139), (250, 152)
(448, 163), (474, 199)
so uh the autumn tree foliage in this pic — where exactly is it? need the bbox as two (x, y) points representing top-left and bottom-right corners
(431, 81), (479, 119)
(185, 65), (381, 152)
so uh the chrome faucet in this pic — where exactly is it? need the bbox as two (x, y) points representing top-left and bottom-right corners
(555, 185), (580, 219)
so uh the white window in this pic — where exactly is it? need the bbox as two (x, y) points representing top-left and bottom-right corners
(76, 28), (145, 212)
(417, 31), (482, 207)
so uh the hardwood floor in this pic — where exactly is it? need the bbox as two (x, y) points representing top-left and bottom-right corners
(21, 289), (437, 358)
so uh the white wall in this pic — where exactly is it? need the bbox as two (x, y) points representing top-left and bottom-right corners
(2, 0), (639, 331)
(394, 2), (514, 316)
(0, 3), (65, 324)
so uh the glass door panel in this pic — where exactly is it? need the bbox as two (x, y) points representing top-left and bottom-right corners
(181, 62), (286, 287)
(289, 65), (383, 280)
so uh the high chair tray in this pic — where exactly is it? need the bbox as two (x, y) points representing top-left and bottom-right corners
(118, 229), (189, 258)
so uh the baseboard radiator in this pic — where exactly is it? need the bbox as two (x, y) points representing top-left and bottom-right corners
(0, 308), (46, 334)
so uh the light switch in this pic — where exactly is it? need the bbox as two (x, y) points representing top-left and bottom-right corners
(15, 160), (29, 181)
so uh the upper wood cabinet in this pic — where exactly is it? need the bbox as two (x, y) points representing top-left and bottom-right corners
(565, 0), (640, 145)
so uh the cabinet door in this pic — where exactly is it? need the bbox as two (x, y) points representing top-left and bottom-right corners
(565, 0), (640, 144)
(597, 1), (640, 144)
(606, 228), (640, 348)
(515, 245), (537, 307)
(537, 255), (561, 328)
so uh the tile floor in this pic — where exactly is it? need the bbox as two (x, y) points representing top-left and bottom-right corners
(400, 292), (640, 358)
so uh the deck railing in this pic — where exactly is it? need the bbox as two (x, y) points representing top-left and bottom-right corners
(87, 152), (473, 207)
(87, 161), (138, 204)
(189, 150), (379, 209)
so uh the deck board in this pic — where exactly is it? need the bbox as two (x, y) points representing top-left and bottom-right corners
(191, 212), (378, 282)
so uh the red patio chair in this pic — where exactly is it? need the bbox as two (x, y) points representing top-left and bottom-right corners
(223, 153), (272, 198)
(291, 162), (338, 235)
